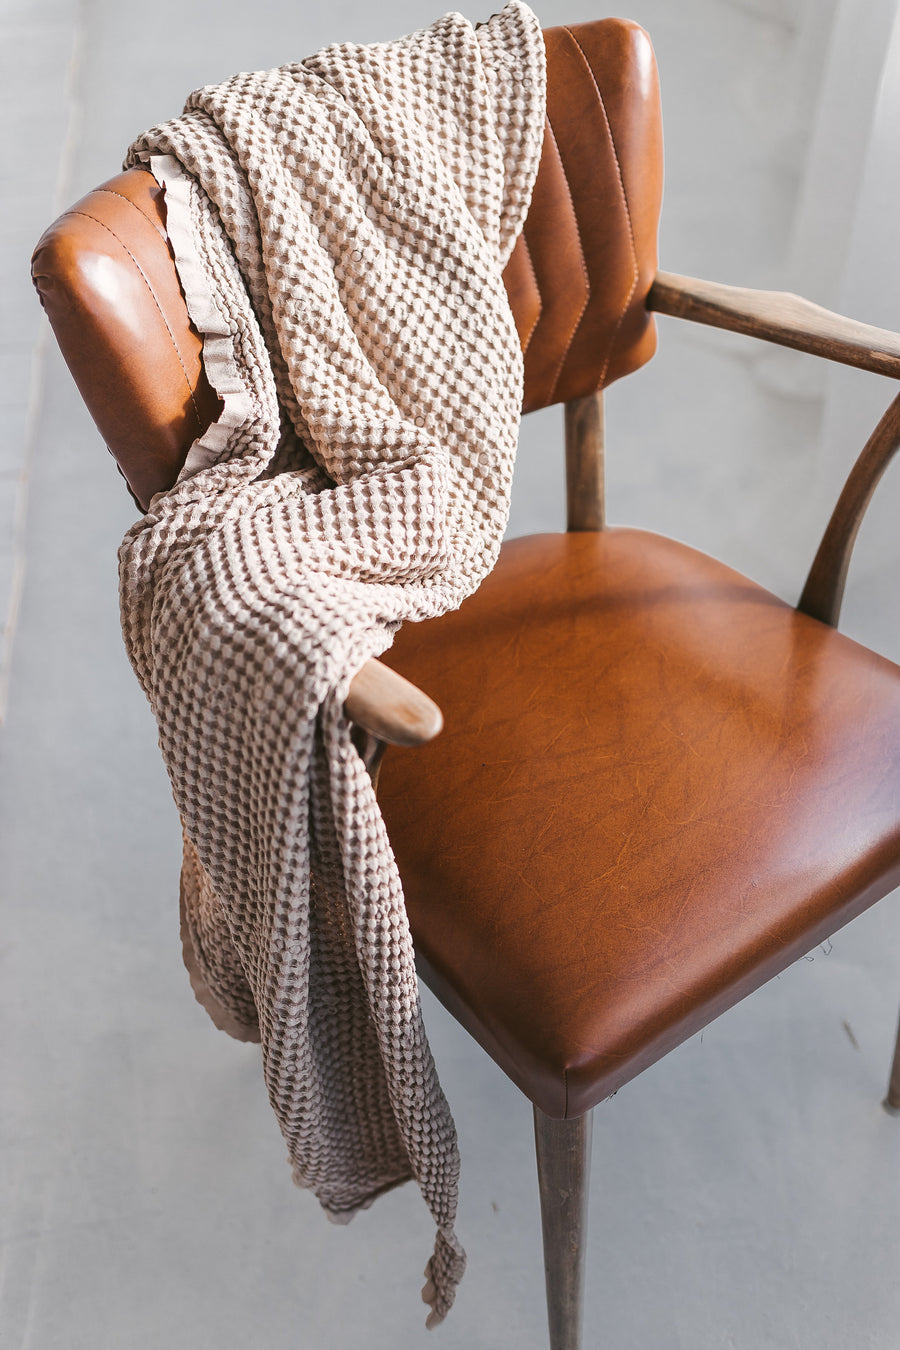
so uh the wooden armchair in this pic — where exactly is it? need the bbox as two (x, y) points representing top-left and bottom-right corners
(31, 18), (900, 1350)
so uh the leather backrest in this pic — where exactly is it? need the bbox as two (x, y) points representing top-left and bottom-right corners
(512, 21), (662, 411)
(30, 171), (221, 509)
(31, 19), (662, 509)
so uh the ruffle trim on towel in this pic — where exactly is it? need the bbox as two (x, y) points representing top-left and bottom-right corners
(146, 153), (256, 485)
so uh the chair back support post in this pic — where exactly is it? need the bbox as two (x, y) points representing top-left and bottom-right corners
(564, 391), (605, 531)
(798, 390), (900, 626)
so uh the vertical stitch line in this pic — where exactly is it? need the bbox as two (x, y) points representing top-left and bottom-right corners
(516, 233), (543, 353)
(563, 26), (640, 387)
(65, 209), (205, 434)
(541, 119), (590, 407)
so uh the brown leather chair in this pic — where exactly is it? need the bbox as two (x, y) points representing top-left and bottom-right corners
(31, 19), (900, 1350)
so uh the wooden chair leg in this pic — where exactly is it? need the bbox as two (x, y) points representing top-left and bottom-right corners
(533, 1104), (594, 1350)
(884, 1006), (900, 1114)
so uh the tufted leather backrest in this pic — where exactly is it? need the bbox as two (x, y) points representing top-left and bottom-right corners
(31, 18), (663, 508)
(509, 21), (662, 412)
(31, 171), (222, 509)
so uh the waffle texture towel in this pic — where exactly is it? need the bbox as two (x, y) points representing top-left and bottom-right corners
(120, 2), (545, 1324)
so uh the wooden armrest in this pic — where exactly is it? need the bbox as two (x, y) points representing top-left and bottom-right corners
(647, 271), (900, 379)
(344, 658), (443, 747)
(798, 391), (900, 627)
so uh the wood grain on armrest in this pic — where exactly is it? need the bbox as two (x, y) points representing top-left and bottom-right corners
(345, 658), (443, 746)
(647, 271), (900, 379)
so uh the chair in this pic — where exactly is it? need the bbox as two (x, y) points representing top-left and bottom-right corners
(31, 18), (900, 1350)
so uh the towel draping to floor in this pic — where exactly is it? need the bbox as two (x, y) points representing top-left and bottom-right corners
(117, 2), (545, 1323)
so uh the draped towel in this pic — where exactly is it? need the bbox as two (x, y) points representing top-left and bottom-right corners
(119, 2), (545, 1324)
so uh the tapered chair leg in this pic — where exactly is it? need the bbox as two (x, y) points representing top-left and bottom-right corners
(884, 1006), (900, 1114)
(533, 1105), (594, 1350)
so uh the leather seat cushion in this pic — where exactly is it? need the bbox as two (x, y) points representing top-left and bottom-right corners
(376, 530), (900, 1117)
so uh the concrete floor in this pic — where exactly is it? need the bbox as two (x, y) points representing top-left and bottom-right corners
(4, 1), (900, 1347)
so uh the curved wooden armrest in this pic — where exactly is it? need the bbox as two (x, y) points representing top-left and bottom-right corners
(647, 271), (900, 379)
(344, 658), (443, 747)
(798, 392), (900, 627)
(646, 274), (900, 629)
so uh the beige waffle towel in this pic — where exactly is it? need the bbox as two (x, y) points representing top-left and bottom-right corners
(119, 3), (545, 1324)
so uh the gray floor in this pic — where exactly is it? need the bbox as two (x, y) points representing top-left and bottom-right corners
(4, 1), (900, 1347)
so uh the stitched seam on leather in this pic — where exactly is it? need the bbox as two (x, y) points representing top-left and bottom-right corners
(517, 233), (542, 352)
(67, 209), (204, 433)
(95, 186), (164, 235)
(543, 118), (590, 407)
(564, 26), (640, 386)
